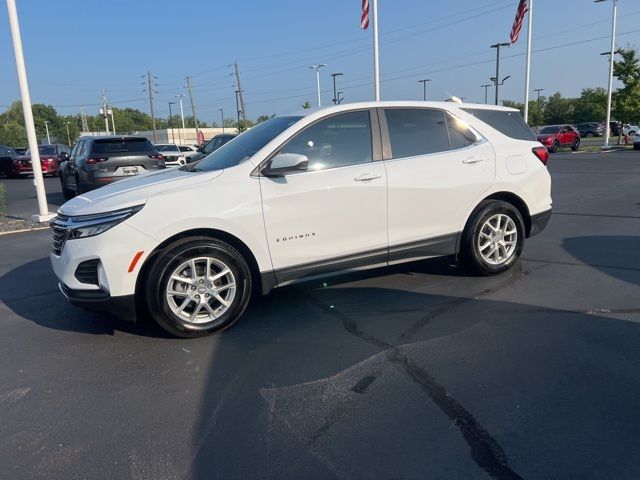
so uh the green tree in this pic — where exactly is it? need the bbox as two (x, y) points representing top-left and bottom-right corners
(0, 120), (26, 147)
(612, 47), (640, 127)
(256, 114), (275, 123)
(573, 87), (607, 123)
(302, 101), (312, 109)
(543, 92), (575, 125)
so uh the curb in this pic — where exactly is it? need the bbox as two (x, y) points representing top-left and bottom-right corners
(0, 226), (49, 236)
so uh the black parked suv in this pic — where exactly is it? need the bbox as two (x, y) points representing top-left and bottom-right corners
(188, 133), (237, 163)
(59, 136), (165, 200)
(575, 122), (604, 137)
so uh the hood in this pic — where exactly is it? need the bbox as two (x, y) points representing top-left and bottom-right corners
(59, 167), (223, 216)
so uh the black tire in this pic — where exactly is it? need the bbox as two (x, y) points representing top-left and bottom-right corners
(628, 131), (636, 136)
(60, 175), (75, 200)
(460, 200), (525, 275)
(550, 140), (559, 153)
(586, 132), (594, 138)
(571, 139), (580, 151)
(144, 237), (252, 338)
(634, 144), (640, 150)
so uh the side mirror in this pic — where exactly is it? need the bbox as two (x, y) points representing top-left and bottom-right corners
(59, 151), (69, 161)
(262, 153), (309, 177)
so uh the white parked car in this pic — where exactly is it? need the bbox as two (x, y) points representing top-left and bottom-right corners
(154, 144), (186, 166)
(50, 102), (552, 337)
(622, 124), (639, 136)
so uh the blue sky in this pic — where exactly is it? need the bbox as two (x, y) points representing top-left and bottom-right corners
(0, 0), (639, 122)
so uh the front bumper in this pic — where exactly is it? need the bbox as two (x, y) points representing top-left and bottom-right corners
(59, 283), (137, 322)
(529, 209), (552, 237)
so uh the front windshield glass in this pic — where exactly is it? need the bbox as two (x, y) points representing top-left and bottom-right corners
(195, 116), (302, 171)
(26, 145), (57, 156)
(539, 126), (560, 134)
(156, 145), (179, 152)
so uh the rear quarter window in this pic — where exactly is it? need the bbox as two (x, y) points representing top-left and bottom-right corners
(461, 108), (536, 141)
(90, 138), (155, 155)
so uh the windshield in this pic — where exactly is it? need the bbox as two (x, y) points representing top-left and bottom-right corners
(156, 145), (180, 152)
(26, 145), (57, 156)
(195, 116), (302, 171)
(539, 126), (560, 134)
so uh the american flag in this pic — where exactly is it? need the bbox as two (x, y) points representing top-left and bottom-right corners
(361, 0), (369, 30)
(510, 0), (528, 44)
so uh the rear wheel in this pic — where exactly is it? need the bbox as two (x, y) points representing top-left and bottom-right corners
(460, 201), (525, 275)
(550, 140), (559, 153)
(571, 139), (580, 151)
(586, 132), (594, 138)
(145, 237), (252, 338)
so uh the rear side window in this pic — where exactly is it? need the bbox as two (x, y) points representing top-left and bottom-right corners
(385, 109), (450, 158)
(461, 108), (536, 141)
(445, 112), (478, 150)
(91, 138), (155, 155)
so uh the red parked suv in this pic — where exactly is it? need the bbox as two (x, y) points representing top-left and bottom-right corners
(536, 125), (580, 153)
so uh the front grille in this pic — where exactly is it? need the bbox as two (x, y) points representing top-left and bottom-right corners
(74, 259), (100, 285)
(51, 214), (70, 255)
(164, 155), (178, 161)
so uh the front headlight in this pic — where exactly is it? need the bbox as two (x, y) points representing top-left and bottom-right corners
(66, 205), (144, 239)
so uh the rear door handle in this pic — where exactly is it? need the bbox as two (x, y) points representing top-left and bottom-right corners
(462, 156), (484, 164)
(354, 173), (381, 181)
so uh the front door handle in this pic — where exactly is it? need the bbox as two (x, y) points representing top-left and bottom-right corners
(462, 156), (484, 164)
(354, 173), (381, 182)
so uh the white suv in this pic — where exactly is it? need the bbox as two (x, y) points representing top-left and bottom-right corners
(50, 102), (552, 337)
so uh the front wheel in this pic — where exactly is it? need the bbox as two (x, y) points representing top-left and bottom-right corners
(460, 201), (525, 275)
(145, 237), (252, 338)
(571, 139), (580, 151)
(586, 132), (594, 138)
(550, 140), (559, 153)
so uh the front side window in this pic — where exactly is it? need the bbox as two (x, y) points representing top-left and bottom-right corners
(279, 110), (372, 171)
(385, 108), (450, 158)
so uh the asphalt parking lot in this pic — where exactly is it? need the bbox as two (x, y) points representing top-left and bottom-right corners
(1, 176), (64, 220)
(1, 150), (639, 479)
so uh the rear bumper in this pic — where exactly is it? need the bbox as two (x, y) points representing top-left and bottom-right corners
(59, 283), (137, 322)
(529, 209), (552, 237)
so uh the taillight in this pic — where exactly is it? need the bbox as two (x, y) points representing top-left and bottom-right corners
(149, 154), (164, 161)
(86, 157), (109, 165)
(532, 146), (549, 166)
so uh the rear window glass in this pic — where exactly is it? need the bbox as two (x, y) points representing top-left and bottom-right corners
(461, 108), (536, 141)
(91, 138), (155, 155)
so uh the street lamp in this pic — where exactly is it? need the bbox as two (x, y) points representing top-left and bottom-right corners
(595, 0), (618, 149)
(168, 101), (176, 144)
(481, 84), (492, 104)
(490, 42), (511, 105)
(43, 120), (50, 144)
(219, 108), (225, 134)
(64, 121), (71, 147)
(418, 79), (431, 101)
(331, 73), (343, 105)
(176, 94), (186, 144)
(490, 74), (511, 105)
(308, 64), (327, 107)
(337, 91), (344, 104)
(534, 88), (544, 101)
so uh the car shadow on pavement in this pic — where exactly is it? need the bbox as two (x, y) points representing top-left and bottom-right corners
(187, 282), (640, 480)
(0, 257), (172, 338)
(563, 235), (640, 286)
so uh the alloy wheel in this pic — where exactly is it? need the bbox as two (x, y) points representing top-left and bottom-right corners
(477, 214), (518, 266)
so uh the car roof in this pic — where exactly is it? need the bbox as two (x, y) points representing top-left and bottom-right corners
(78, 135), (149, 141)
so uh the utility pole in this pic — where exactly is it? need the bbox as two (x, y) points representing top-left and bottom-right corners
(337, 91), (344, 104)
(108, 107), (116, 135)
(80, 105), (89, 132)
(219, 108), (224, 134)
(235, 90), (241, 132)
(44, 120), (50, 144)
(534, 88), (544, 101)
(65, 122), (71, 146)
(185, 76), (200, 142)
(595, 0), (618, 149)
(490, 42), (510, 105)
(145, 71), (157, 143)
(168, 101), (176, 143)
(233, 63), (247, 127)
(101, 89), (110, 135)
(481, 84), (492, 104)
(176, 94), (186, 144)
(331, 73), (343, 104)
(418, 79), (431, 101)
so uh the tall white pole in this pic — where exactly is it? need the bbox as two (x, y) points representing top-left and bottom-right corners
(44, 121), (51, 144)
(372, 0), (380, 101)
(316, 69), (322, 107)
(110, 109), (116, 135)
(177, 95), (186, 144)
(603, 0), (617, 149)
(6, 0), (52, 221)
(523, 0), (533, 123)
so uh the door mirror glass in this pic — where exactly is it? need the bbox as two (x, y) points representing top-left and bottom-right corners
(262, 153), (309, 177)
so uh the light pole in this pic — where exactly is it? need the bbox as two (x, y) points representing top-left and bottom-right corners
(168, 101), (176, 144)
(108, 107), (115, 135)
(43, 121), (51, 144)
(337, 91), (344, 104)
(490, 42), (511, 105)
(481, 84), (492, 104)
(309, 64), (327, 107)
(331, 73), (343, 105)
(219, 108), (224, 134)
(490, 75), (511, 103)
(176, 94), (186, 144)
(595, 0), (618, 149)
(418, 79), (431, 101)
(64, 121), (71, 146)
(534, 88), (544, 101)
(6, 0), (52, 221)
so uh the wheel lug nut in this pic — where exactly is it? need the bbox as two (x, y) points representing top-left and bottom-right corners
(191, 286), (196, 291)
(199, 279), (204, 284)
(195, 294), (200, 299)
(205, 293), (209, 298)
(207, 284), (212, 288)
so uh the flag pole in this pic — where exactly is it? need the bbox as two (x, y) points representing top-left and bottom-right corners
(372, 0), (380, 101)
(523, 0), (533, 123)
